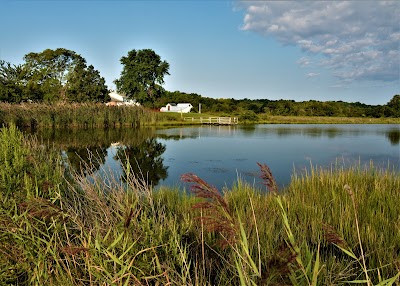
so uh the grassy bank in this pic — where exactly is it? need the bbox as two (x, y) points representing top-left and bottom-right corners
(258, 115), (400, 124)
(0, 125), (399, 285)
(1, 103), (399, 130)
(153, 111), (400, 125)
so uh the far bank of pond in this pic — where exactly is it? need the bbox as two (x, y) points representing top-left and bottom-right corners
(1, 102), (400, 129)
(30, 124), (400, 190)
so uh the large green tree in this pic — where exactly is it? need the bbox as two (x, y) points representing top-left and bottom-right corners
(114, 49), (170, 105)
(66, 60), (108, 103)
(23, 48), (83, 101)
(0, 60), (26, 102)
(1, 48), (108, 103)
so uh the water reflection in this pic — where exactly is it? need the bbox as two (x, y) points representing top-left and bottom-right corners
(66, 146), (108, 175)
(155, 124), (400, 143)
(33, 127), (155, 148)
(29, 124), (399, 190)
(30, 127), (168, 186)
(114, 138), (168, 186)
(386, 129), (400, 145)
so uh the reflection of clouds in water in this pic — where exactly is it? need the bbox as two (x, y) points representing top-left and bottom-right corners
(205, 167), (229, 173)
(240, 171), (259, 178)
(304, 155), (312, 161)
(108, 146), (119, 156)
(233, 158), (248, 162)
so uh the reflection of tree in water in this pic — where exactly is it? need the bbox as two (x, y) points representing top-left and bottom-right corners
(66, 146), (108, 175)
(274, 127), (344, 138)
(115, 138), (168, 186)
(386, 129), (400, 145)
(32, 127), (155, 149)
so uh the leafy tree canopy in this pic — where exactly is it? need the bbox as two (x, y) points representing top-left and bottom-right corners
(385, 94), (400, 117)
(24, 48), (82, 86)
(0, 48), (108, 103)
(114, 49), (170, 105)
(0, 60), (26, 102)
(66, 61), (108, 103)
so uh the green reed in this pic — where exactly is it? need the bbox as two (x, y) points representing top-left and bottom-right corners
(0, 102), (174, 129)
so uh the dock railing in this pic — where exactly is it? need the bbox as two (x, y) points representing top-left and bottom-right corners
(183, 117), (238, 125)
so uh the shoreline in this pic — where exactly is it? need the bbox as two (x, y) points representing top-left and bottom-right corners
(1, 103), (399, 129)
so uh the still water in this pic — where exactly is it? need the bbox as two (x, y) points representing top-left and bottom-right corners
(35, 124), (400, 190)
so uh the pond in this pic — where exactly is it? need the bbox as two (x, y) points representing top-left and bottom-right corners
(33, 124), (400, 190)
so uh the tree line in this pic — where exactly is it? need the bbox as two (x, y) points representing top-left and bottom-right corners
(0, 48), (169, 105)
(155, 92), (400, 118)
(1, 47), (399, 118)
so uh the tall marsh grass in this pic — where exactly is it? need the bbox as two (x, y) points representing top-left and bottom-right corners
(0, 125), (399, 285)
(0, 102), (174, 128)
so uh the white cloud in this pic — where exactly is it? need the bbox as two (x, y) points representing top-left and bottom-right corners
(297, 57), (311, 67)
(239, 1), (400, 83)
(307, 72), (320, 78)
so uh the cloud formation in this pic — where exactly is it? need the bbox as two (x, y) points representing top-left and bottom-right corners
(297, 57), (311, 67)
(239, 1), (400, 83)
(307, 72), (320, 78)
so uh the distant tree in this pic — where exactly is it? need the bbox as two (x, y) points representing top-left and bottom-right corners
(23, 48), (85, 101)
(387, 95), (400, 117)
(66, 60), (108, 102)
(388, 95), (400, 108)
(266, 100), (296, 115)
(0, 60), (26, 102)
(239, 110), (258, 121)
(114, 49), (170, 105)
(244, 102), (262, 113)
(321, 102), (337, 116)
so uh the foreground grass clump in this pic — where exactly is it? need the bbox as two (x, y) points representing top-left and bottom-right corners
(0, 125), (399, 285)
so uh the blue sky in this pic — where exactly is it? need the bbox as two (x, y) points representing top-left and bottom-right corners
(1, 0), (399, 105)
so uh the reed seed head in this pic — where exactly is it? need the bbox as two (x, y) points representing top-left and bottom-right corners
(257, 162), (278, 193)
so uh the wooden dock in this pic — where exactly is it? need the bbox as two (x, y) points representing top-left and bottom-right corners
(184, 117), (238, 125)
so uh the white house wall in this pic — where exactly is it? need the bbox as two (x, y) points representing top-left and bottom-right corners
(160, 103), (193, 113)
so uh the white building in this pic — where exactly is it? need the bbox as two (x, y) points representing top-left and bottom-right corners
(106, 91), (140, 106)
(160, 103), (193, 113)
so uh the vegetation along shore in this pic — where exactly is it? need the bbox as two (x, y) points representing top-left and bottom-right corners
(1, 102), (399, 130)
(1, 125), (399, 285)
